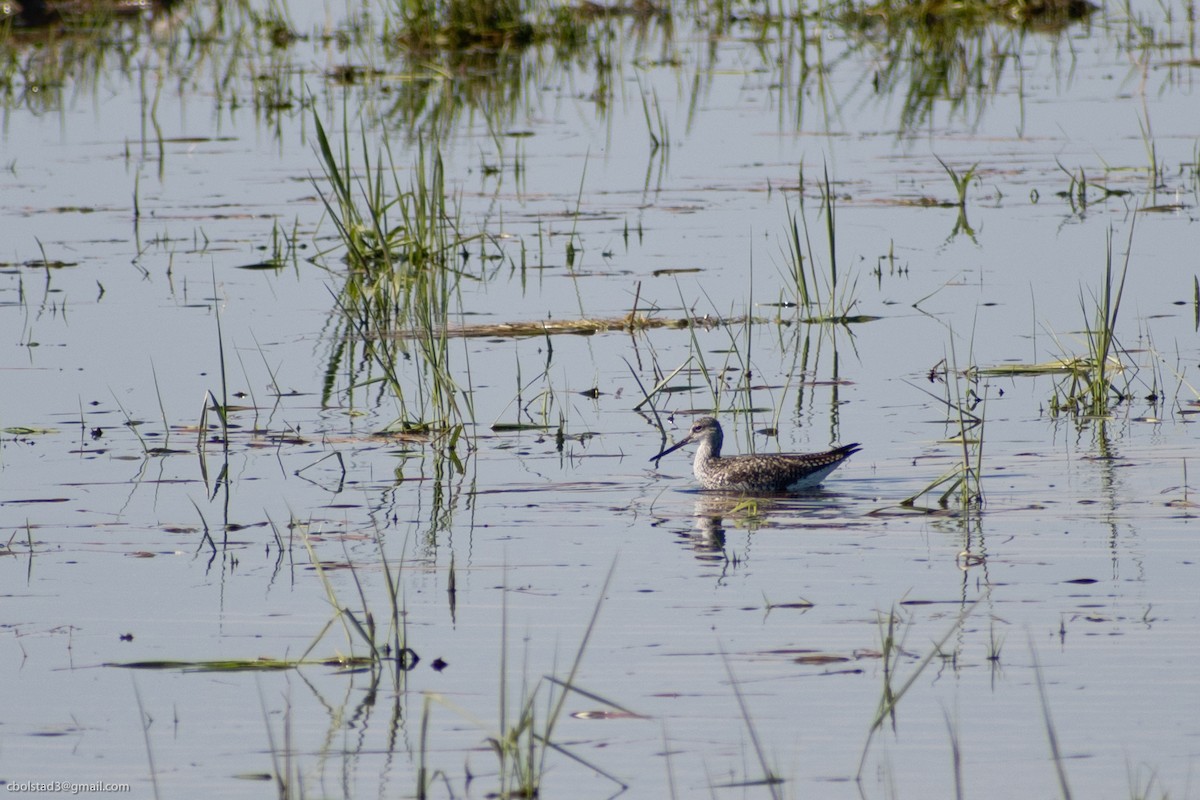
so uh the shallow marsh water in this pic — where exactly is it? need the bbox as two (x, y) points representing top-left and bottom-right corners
(2, 0), (1200, 797)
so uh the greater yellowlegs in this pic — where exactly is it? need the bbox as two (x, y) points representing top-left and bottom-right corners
(649, 416), (860, 493)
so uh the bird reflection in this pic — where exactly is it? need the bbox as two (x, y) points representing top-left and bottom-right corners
(665, 490), (855, 568)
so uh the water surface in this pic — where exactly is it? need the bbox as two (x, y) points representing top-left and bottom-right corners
(2, 0), (1199, 797)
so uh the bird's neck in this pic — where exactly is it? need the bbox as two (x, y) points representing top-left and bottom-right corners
(694, 437), (720, 466)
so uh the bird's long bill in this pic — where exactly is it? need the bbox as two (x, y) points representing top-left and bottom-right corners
(649, 437), (690, 463)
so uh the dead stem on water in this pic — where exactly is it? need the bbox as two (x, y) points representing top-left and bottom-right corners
(423, 312), (687, 339)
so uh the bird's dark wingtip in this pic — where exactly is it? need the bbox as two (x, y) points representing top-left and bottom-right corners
(839, 442), (863, 457)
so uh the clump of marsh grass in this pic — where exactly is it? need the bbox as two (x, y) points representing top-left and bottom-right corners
(1054, 161), (1132, 215)
(312, 110), (479, 435)
(421, 562), (631, 799)
(986, 619), (1005, 662)
(973, 226), (1140, 419)
(939, 157), (978, 206)
(391, 0), (536, 51)
(938, 156), (979, 239)
(637, 74), (670, 155)
(372, 5), (600, 148)
(833, 0), (1093, 132)
(1046, 227), (1133, 418)
(838, 0), (1095, 29)
(975, 228), (1142, 425)
(387, 0), (656, 56)
(781, 166), (862, 324)
(253, 217), (303, 270)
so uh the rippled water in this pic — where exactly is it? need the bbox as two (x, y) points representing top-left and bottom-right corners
(2, 0), (1199, 797)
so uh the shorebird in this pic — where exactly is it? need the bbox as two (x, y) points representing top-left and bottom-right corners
(649, 416), (860, 493)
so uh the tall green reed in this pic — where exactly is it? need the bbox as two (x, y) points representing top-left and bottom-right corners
(313, 110), (479, 434)
(1049, 225), (1133, 418)
(782, 165), (860, 322)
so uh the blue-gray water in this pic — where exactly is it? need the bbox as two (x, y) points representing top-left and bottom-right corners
(2, 1), (1198, 797)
